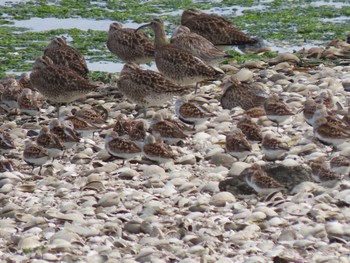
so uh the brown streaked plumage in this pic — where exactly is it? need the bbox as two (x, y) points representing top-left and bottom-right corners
(170, 25), (230, 66)
(72, 107), (108, 126)
(1, 79), (23, 110)
(237, 115), (262, 142)
(313, 105), (350, 146)
(107, 22), (155, 64)
(175, 96), (215, 127)
(44, 37), (89, 79)
(243, 163), (284, 195)
(36, 126), (64, 159)
(136, 19), (224, 88)
(330, 155), (350, 175)
(59, 109), (100, 136)
(220, 75), (268, 110)
(0, 130), (15, 154)
(18, 73), (33, 90)
(48, 119), (80, 150)
(23, 141), (49, 174)
(30, 56), (99, 114)
(309, 157), (342, 186)
(142, 134), (175, 164)
(181, 8), (258, 46)
(17, 88), (41, 116)
(117, 63), (192, 110)
(0, 158), (15, 173)
(225, 128), (252, 160)
(113, 114), (137, 137)
(105, 131), (142, 163)
(264, 93), (294, 130)
(149, 113), (188, 144)
(261, 132), (289, 161)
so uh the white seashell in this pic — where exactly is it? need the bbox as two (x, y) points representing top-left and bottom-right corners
(49, 238), (73, 251)
(96, 192), (120, 207)
(187, 245), (206, 256)
(235, 68), (254, 82)
(142, 165), (166, 179)
(210, 192), (235, 207)
(228, 161), (251, 176)
(18, 235), (41, 250)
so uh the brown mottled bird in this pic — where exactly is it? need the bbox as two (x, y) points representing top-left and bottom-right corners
(136, 19), (224, 91)
(220, 75), (268, 110)
(107, 22), (155, 64)
(44, 37), (89, 79)
(30, 56), (99, 115)
(117, 63), (192, 115)
(170, 25), (230, 66)
(181, 8), (258, 46)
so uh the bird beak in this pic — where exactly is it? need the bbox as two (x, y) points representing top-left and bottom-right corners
(135, 23), (151, 32)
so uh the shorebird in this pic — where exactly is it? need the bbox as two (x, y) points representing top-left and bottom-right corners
(107, 22), (154, 64)
(330, 155), (350, 175)
(236, 115), (262, 143)
(0, 130), (15, 154)
(261, 132), (289, 161)
(225, 128), (252, 160)
(59, 109), (101, 137)
(175, 96), (215, 128)
(264, 93), (294, 131)
(18, 73), (33, 90)
(104, 130), (142, 164)
(17, 88), (41, 116)
(308, 157), (342, 187)
(44, 37), (89, 79)
(23, 141), (49, 174)
(117, 63), (192, 115)
(30, 56), (99, 116)
(142, 134), (176, 164)
(312, 105), (350, 146)
(170, 25), (230, 66)
(36, 126), (64, 160)
(220, 75), (268, 110)
(136, 19), (224, 91)
(181, 8), (258, 46)
(149, 113), (188, 144)
(48, 119), (80, 150)
(1, 78), (22, 111)
(243, 163), (284, 195)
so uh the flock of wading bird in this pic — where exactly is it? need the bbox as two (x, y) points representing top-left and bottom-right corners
(1, 8), (350, 194)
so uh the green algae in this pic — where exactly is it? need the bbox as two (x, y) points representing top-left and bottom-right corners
(0, 0), (349, 79)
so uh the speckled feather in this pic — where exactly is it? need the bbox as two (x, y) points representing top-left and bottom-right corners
(221, 76), (268, 110)
(170, 25), (229, 66)
(30, 56), (98, 103)
(117, 63), (192, 107)
(44, 37), (89, 79)
(181, 8), (257, 45)
(107, 22), (154, 64)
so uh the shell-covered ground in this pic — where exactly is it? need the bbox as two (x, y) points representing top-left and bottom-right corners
(1, 1), (350, 262)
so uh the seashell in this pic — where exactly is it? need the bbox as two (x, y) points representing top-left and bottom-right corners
(0, 183), (13, 193)
(17, 184), (36, 192)
(71, 153), (92, 164)
(49, 238), (73, 251)
(187, 245), (206, 256)
(18, 235), (41, 250)
(135, 247), (155, 262)
(269, 53), (300, 65)
(209, 191), (235, 207)
(82, 180), (105, 192)
(95, 192), (120, 207)
(235, 68), (254, 82)
(124, 220), (142, 234)
(115, 167), (140, 180)
(175, 154), (196, 165)
(0, 203), (22, 218)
